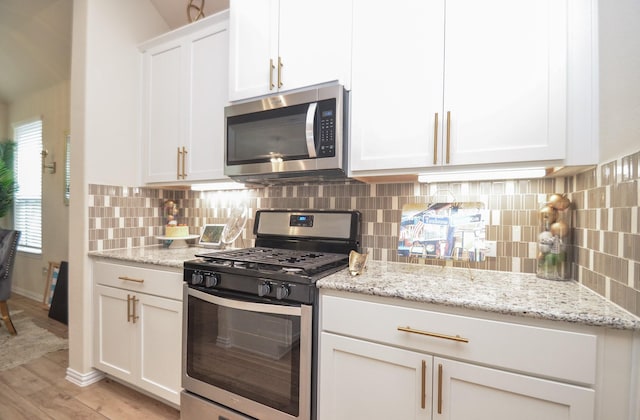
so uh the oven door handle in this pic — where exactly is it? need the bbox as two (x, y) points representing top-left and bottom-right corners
(187, 286), (303, 316)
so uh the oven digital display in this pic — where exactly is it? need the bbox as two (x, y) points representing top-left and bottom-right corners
(290, 214), (314, 227)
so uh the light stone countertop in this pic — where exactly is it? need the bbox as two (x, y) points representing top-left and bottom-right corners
(317, 260), (640, 331)
(88, 245), (210, 269)
(88, 246), (640, 331)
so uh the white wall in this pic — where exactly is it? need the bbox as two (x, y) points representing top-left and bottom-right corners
(0, 102), (7, 139)
(68, 0), (168, 380)
(8, 81), (70, 300)
(598, 0), (640, 162)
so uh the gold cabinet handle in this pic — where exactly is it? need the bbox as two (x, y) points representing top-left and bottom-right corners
(269, 58), (275, 90)
(433, 112), (439, 165)
(277, 56), (283, 88)
(118, 275), (144, 284)
(176, 147), (182, 179)
(181, 146), (188, 178)
(131, 295), (139, 324)
(446, 111), (451, 164)
(397, 326), (469, 343)
(127, 294), (131, 322)
(421, 360), (426, 409)
(437, 363), (443, 414)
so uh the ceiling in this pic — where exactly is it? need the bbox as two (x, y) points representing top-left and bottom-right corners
(0, 0), (228, 105)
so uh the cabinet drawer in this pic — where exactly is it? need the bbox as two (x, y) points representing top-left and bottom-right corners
(94, 260), (182, 300)
(321, 294), (597, 385)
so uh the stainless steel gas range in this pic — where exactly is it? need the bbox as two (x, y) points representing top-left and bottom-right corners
(181, 209), (361, 420)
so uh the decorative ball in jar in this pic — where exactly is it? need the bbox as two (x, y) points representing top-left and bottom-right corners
(537, 193), (571, 280)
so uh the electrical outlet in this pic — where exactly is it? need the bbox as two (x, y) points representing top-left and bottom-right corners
(485, 241), (497, 257)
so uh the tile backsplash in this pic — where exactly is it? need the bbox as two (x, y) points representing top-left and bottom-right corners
(88, 149), (640, 317)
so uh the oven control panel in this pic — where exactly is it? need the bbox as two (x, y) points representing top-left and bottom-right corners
(289, 214), (313, 227)
(189, 271), (220, 288)
(184, 268), (314, 304)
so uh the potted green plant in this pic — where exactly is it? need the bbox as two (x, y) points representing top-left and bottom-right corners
(0, 140), (16, 219)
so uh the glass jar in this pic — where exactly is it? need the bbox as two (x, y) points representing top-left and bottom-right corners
(537, 194), (571, 280)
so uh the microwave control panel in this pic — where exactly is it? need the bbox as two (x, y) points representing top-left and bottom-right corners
(317, 99), (336, 157)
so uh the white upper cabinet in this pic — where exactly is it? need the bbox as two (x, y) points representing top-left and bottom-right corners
(229, 0), (352, 102)
(350, 0), (595, 176)
(140, 12), (229, 184)
(350, 1), (444, 172)
(443, 0), (566, 166)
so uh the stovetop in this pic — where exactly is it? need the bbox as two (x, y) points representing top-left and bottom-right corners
(195, 247), (349, 273)
(184, 210), (361, 303)
(187, 246), (350, 283)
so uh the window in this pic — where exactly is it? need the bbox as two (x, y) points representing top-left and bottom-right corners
(13, 119), (42, 253)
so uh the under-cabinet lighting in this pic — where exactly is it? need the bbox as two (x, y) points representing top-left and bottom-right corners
(191, 182), (246, 191)
(418, 167), (547, 183)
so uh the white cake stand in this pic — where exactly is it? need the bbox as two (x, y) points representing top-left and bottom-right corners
(155, 234), (200, 249)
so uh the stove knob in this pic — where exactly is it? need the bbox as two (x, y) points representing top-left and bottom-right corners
(204, 273), (219, 288)
(276, 284), (290, 300)
(191, 273), (204, 286)
(258, 281), (271, 297)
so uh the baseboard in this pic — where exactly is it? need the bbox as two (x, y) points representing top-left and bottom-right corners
(66, 367), (105, 387)
(11, 286), (43, 303)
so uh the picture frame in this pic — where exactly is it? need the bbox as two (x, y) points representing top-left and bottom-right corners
(43, 261), (60, 308)
(199, 224), (226, 248)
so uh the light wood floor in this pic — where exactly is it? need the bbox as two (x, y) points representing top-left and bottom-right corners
(0, 294), (181, 420)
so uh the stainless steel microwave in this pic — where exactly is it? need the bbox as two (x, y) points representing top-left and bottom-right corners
(224, 84), (348, 185)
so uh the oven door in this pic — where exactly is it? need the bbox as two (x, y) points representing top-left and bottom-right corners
(183, 285), (312, 420)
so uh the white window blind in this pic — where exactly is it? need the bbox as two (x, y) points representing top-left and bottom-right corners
(13, 119), (42, 253)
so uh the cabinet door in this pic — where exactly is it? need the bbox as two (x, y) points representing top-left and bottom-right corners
(319, 332), (431, 420)
(93, 285), (136, 380)
(443, 0), (567, 165)
(228, 0), (279, 101)
(349, 0), (444, 173)
(277, 0), (352, 93)
(186, 22), (230, 181)
(138, 293), (183, 406)
(434, 357), (594, 420)
(141, 40), (184, 183)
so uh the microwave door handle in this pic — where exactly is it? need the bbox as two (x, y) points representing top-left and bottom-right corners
(305, 102), (318, 158)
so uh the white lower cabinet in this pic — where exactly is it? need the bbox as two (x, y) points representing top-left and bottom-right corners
(319, 292), (599, 420)
(321, 333), (592, 420)
(435, 357), (593, 420)
(93, 261), (183, 406)
(321, 333), (433, 420)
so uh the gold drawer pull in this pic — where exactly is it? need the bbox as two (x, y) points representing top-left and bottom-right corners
(397, 326), (469, 343)
(131, 295), (139, 324)
(277, 56), (283, 88)
(269, 58), (275, 90)
(437, 363), (443, 414)
(118, 276), (144, 284)
(445, 111), (451, 164)
(421, 360), (426, 409)
(127, 294), (139, 323)
(181, 146), (188, 179)
(433, 112), (439, 165)
(176, 147), (182, 179)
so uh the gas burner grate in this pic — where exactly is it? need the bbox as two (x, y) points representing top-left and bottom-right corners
(195, 247), (349, 274)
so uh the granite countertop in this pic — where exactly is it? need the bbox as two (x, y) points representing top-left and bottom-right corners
(89, 246), (640, 331)
(317, 260), (640, 331)
(89, 245), (207, 269)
